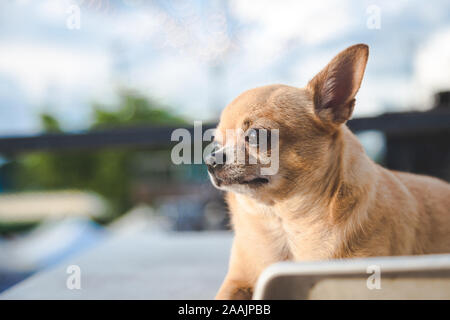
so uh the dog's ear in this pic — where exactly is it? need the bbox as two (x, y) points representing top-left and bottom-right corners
(307, 44), (368, 125)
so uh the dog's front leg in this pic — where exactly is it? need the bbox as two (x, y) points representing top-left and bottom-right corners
(215, 238), (256, 300)
(215, 278), (253, 300)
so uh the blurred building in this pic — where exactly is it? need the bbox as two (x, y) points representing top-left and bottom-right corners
(384, 91), (450, 182)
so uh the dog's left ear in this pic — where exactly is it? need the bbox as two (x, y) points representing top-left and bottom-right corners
(307, 44), (369, 125)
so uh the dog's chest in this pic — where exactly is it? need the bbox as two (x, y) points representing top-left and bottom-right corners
(234, 195), (337, 262)
(263, 210), (336, 261)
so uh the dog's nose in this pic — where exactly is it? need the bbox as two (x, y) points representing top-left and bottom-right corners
(205, 150), (226, 169)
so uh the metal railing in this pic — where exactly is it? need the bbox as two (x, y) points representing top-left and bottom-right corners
(0, 111), (449, 154)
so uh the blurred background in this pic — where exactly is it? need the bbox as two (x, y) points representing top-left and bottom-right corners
(0, 0), (449, 295)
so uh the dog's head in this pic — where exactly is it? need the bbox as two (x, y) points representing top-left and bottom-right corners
(206, 44), (369, 202)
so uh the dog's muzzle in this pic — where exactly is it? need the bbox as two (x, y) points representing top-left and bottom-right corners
(205, 149), (227, 171)
(205, 150), (270, 188)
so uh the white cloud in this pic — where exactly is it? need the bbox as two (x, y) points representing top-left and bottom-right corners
(356, 75), (415, 115)
(230, 0), (355, 47)
(129, 54), (213, 120)
(36, 0), (70, 22)
(413, 26), (450, 108)
(89, 8), (163, 47)
(0, 41), (112, 102)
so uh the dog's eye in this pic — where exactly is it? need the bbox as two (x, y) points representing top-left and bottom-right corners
(245, 129), (259, 146)
(245, 128), (272, 148)
(245, 129), (258, 146)
(245, 129), (264, 147)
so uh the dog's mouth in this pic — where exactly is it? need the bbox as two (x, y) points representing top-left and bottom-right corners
(210, 173), (270, 188)
(239, 177), (270, 186)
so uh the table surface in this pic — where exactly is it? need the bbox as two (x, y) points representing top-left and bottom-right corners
(0, 231), (233, 299)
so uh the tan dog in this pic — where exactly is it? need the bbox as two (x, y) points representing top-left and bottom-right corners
(205, 44), (450, 300)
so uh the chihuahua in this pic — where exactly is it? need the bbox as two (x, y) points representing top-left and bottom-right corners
(206, 44), (450, 300)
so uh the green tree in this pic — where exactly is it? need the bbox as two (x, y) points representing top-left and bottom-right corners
(14, 90), (185, 222)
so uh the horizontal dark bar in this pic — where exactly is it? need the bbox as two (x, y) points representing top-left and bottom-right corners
(0, 111), (449, 154)
(0, 124), (214, 155)
(347, 111), (450, 134)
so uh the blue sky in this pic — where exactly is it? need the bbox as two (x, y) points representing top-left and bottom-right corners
(1, 0), (450, 136)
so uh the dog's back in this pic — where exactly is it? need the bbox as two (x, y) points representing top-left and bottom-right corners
(391, 170), (450, 254)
